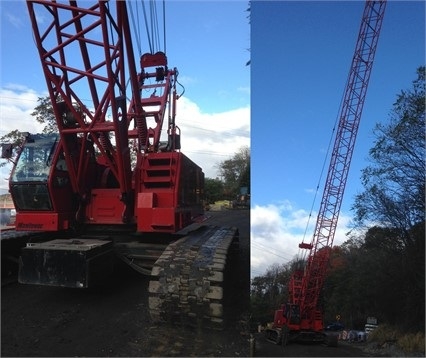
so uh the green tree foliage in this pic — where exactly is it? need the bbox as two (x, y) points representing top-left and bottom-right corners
(204, 178), (224, 204)
(31, 96), (58, 134)
(205, 147), (250, 202)
(216, 146), (250, 199)
(324, 223), (424, 332)
(239, 159), (250, 189)
(0, 129), (27, 166)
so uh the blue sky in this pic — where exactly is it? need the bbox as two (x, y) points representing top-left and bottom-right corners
(251, 1), (425, 276)
(0, 0), (250, 189)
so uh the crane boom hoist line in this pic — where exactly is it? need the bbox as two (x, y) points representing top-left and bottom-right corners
(137, 0), (167, 55)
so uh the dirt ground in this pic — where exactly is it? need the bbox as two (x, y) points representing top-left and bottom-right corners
(1, 209), (250, 357)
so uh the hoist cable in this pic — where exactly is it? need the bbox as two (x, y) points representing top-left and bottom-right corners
(153, 1), (161, 52)
(128, 1), (142, 57)
(136, 2), (141, 56)
(134, 0), (167, 55)
(298, 74), (349, 262)
(141, 1), (153, 53)
(149, 1), (155, 51)
(163, 0), (166, 54)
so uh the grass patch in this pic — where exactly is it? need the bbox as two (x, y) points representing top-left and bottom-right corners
(214, 200), (231, 207)
(368, 324), (425, 354)
(397, 332), (425, 354)
(209, 200), (231, 210)
(368, 324), (399, 343)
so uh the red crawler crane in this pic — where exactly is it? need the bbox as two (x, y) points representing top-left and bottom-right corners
(266, 0), (387, 345)
(5, 0), (239, 329)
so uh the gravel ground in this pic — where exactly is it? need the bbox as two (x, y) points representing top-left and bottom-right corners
(1, 209), (250, 357)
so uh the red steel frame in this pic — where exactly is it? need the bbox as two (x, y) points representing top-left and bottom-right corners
(290, 0), (387, 330)
(25, 1), (191, 231)
(26, 1), (138, 216)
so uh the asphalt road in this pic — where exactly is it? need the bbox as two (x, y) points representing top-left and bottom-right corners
(1, 209), (250, 357)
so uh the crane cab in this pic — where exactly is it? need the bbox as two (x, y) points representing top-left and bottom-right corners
(10, 133), (75, 231)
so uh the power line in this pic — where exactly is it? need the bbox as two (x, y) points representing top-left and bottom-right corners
(251, 238), (296, 260)
(0, 95), (40, 104)
(0, 97), (250, 137)
(184, 150), (241, 158)
(178, 122), (250, 138)
(251, 241), (294, 263)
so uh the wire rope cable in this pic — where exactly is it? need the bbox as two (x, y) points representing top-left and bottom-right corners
(141, 1), (153, 53)
(128, 1), (142, 57)
(298, 74), (350, 263)
(162, 0), (166, 54)
(137, 0), (166, 55)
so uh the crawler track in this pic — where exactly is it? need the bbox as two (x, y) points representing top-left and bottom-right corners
(148, 225), (239, 329)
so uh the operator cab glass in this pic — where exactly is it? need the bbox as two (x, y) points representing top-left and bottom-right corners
(287, 304), (301, 325)
(11, 134), (58, 182)
(10, 134), (58, 211)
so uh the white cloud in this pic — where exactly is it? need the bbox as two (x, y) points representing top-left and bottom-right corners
(251, 202), (353, 278)
(304, 188), (316, 194)
(6, 12), (24, 29)
(0, 85), (250, 190)
(0, 85), (47, 192)
(177, 97), (250, 178)
(0, 84), (46, 136)
(178, 75), (198, 86)
(237, 86), (250, 95)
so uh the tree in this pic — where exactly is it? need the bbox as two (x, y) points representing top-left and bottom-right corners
(216, 146), (250, 199)
(251, 262), (289, 325)
(353, 66), (425, 236)
(324, 223), (424, 332)
(204, 178), (224, 204)
(30, 96), (58, 134)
